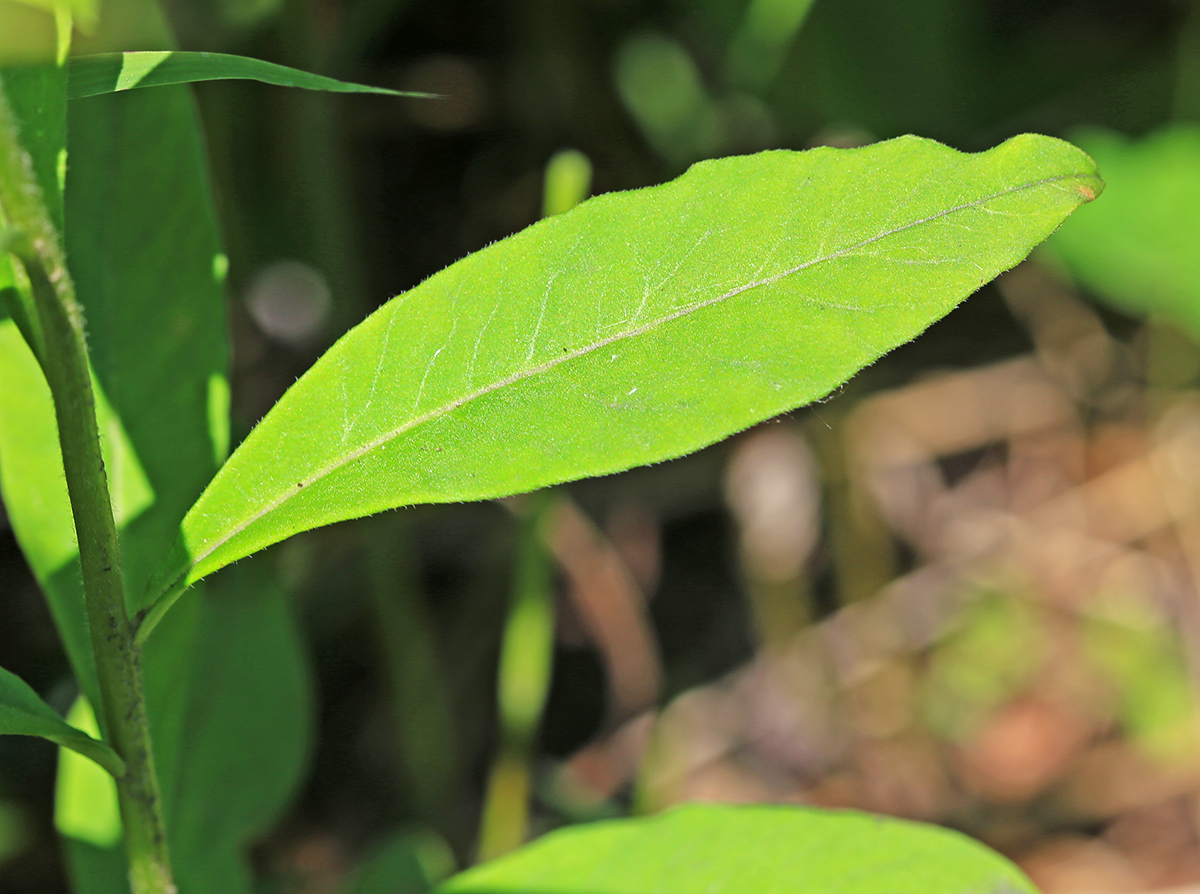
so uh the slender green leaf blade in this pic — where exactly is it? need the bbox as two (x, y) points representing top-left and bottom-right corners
(0, 667), (125, 777)
(67, 51), (434, 100)
(435, 804), (1037, 894)
(150, 134), (1101, 610)
(1048, 125), (1200, 338)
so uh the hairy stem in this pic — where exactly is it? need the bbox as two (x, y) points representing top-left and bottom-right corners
(0, 81), (175, 894)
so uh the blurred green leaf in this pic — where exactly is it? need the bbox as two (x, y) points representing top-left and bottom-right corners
(368, 521), (462, 823)
(478, 493), (556, 862)
(143, 567), (312, 894)
(436, 804), (1037, 894)
(923, 592), (1046, 740)
(54, 698), (122, 848)
(0, 670), (124, 778)
(614, 32), (718, 166)
(344, 828), (456, 894)
(68, 51), (435, 100)
(726, 0), (817, 91)
(149, 133), (1101, 617)
(542, 149), (592, 218)
(1049, 125), (1200, 339)
(1085, 598), (1200, 765)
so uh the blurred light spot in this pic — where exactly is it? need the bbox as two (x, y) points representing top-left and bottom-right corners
(403, 55), (487, 130)
(245, 260), (331, 346)
(725, 426), (820, 583)
(542, 149), (593, 217)
(958, 698), (1092, 802)
(207, 373), (231, 465)
(212, 252), (229, 285)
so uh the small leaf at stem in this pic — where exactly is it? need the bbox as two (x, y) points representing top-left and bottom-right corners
(0, 667), (125, 778)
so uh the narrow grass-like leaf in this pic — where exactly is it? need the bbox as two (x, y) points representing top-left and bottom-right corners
(435, 804), (1037, 894)
(0, 667), (125, 777)
(68, 51), (435, 100)
(147, 133), (1101, 618)
(1048, 125), (1200, 338)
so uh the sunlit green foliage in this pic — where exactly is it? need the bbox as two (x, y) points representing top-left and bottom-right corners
(438, 804), (1039, 894)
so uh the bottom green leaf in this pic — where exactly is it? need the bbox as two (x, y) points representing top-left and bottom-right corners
(0, 667), (125, 779)
(436, 803), (1037, 894)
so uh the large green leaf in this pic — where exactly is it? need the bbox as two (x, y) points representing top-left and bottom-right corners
(435, 804), (1037, 894)
(1048, 125), (1200, 338)
(68, 51), (434, 100)
(147, 133), (1100, 617)
(0, 666), (124, 776)
(143, 567), (311, 894)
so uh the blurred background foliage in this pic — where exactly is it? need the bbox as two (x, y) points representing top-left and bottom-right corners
(7, 0), (1200, 892)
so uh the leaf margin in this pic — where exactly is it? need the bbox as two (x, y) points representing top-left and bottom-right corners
(67, 51), (437, 100)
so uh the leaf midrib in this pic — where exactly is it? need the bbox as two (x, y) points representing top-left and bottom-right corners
(178, 171), (1088, 580)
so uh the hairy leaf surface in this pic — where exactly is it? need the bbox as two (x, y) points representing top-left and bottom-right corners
(435, 804), (1036, 894)
(0, 666), (124, 777)
(150, 133), (1100, 614)
(68, 51), (433, 100)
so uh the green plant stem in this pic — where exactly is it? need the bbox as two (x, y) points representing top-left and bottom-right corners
(477, 493), (556, 863)
(0, 90), (175, 894)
